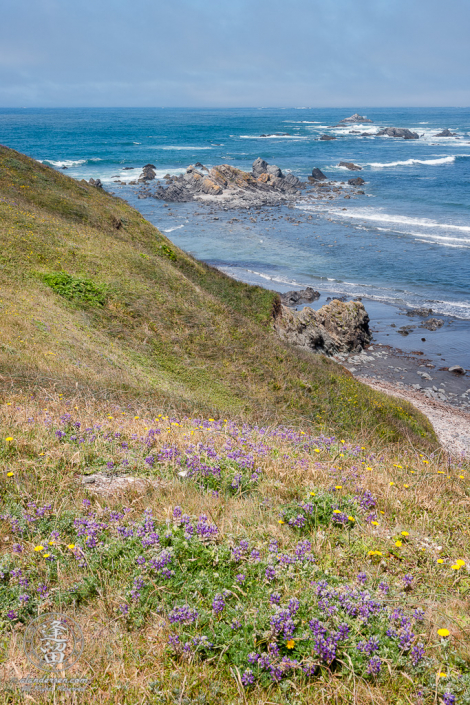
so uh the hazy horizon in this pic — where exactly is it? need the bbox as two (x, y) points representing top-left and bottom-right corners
(1, 0), (469, 108)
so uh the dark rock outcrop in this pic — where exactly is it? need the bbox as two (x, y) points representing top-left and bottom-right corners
(273, 300), (371, 355)
(252, 157), (268, 178)
(377, 128), (419, 140)
(448, 365), (466, 375)
(339, 114), (373, 124)
(320, 135), (336, 141)
(89, 178), (103, 189)
(310, 168), (327, 181)
(339, 162), (362, 171)
(435, 129), (457, 137)
(139, 164), (157, 181)
(406, 307), (433, 317)
(280, 288), (320, 307)
(348, 177), (365, 186)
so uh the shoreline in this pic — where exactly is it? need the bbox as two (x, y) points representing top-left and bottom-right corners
(358, 376), (470, 455)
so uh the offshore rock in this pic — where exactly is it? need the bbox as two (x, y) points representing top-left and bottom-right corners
(339, 162), (362, 171)
(377, 127), (419, 140)
(152, 159), (305, 206)
(280, 288), (320, 307)
(348, 177), (365, 186)
(320, 134), (336, 141)
(339, 114), (373, 124)
(273, 300), (371, 356)
(89, 178), (103, 188)
(310, 167), (327, 181)
(435, 129), (457, 137)
(139, 164), (157, 181)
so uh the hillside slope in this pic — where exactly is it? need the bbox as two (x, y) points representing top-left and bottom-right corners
(0, 145), (436, 447)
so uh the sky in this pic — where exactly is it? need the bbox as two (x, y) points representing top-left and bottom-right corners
(1, 0), (469, 107)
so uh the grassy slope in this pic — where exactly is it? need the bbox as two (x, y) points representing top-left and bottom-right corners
(0, 145), (436, 449)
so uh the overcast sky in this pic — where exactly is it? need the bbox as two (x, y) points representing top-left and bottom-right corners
(1, 0), (469, 107)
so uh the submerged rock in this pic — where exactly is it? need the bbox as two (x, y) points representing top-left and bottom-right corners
(273, 300), (371, 356)
(377, 127), (419, 140)
(406, 307), (433, 317)
(420, 318), (444, 331)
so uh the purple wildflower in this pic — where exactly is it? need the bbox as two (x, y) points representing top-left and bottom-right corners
(212, 593), (226, 615)
(357, 572), (367, 585)
(241, 670), (255, 686)
(410, 642), (425, 665)
(367, 656), (382, 675)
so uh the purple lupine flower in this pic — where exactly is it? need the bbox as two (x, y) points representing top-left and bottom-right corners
(18, 593), (30, 604)
(212, 593), (226, 615)
(236, 574), (246, 584)
(367, 656), (382, 675)
(241, 670), (255, 686)
(258, 653), (271, 669)
(12, 543), (23, 553)
(265, 566), (276, 582)
(403, 574), (414, 588)
(357, 636), (379, 655)
(7, 610), (17, 620)
(443, 694), (456, 705)
(230, 619), (242, 630)
(173, 506), (182, 519)
(247, 652), (259, 664)
(413, 608), (425, 622)
(410, 642), (425, 665)
(36, 584), (48, 597)
(136, 556), (146, 566)
(357, 572), (367, 585)
(119, 604), (129, 615)
(168, 605), (198, 624)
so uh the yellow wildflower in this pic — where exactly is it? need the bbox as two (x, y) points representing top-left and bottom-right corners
(333, 510), (341, 514)
(34, 545), (44, 552)
(437, 559), (444, 564)
(439, 672), (447, 678)
(278, 520), (285, 525)
(5, 437), (13, 442)
(348, 516), (355, 522)
(451, 564), (461, 570)
(437, 629), (450, 638)
(314, 448), (320, 453)
(43, 554), (50, 558)
(6, 471), (14, 477)
(286, 640), (295, 649)
(371, 521), (379, 526)
(456, 559), (466, 567)
(401, 531), (409, 537)
(67, 544), (75, 550)
(395, 540), (402, 548)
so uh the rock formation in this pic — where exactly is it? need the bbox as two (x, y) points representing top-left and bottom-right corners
(338, 162), (362, 171)
(434, 129), (457, 137)
(377, 128), (419, 140)
(338, 114), (373, 124)
(310, 168), (327, 181)
(139, 164), (157, 182)
(151, 159), (304, 206)
(273, 300), (371, 356)
(348, 177), (365, 186)
(280, 288), (320, 306)
(320, 135), (336, 141)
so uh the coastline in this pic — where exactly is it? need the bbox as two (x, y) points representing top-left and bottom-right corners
(358, 376), (470, 455)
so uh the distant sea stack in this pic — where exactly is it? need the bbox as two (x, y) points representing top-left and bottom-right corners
(338, 114), (373, 124)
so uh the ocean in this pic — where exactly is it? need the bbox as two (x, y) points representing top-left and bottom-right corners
(1, 106), (470, 365)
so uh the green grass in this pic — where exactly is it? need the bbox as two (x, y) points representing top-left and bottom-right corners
(0, 145), (436, 449)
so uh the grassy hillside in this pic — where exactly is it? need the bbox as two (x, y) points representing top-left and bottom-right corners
(0, 145), (435, 448)
(0, 146), (469, 705)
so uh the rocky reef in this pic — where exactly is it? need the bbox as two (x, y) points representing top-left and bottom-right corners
(377, 127), (419, 140)
(273, 299), (371, 356)
(132, 158), (367, 208)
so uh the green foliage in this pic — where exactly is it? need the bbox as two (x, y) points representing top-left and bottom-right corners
(39, 271), (107, 306)
(160, 244), (177, 261)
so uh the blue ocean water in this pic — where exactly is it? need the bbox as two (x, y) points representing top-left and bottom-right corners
(1, 107), (470, 324)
